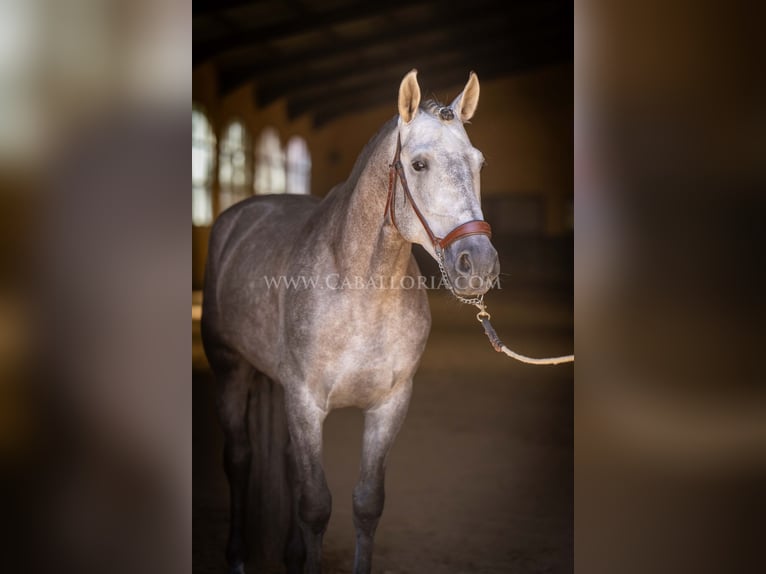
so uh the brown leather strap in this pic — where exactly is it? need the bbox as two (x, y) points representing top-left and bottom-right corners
(438, 219), (492, 250)
(386, 133), (492, 252)
(386, 152), (397, 230)
(393, 160), (441, 247)
(388, 134), (441, 245)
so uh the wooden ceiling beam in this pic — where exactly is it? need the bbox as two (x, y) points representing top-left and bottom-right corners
(217, 0), (512, 93)
(272, 18), (568, 114)
(254, 19), (541, 108)
(309, 46), (568, 127)
(281, 36), (513, 118)
(299, 53), (513, 124)
(194, 0), (431, 66)
(192, 0), (572, 123)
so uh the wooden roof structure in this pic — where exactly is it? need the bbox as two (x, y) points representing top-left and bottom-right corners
(193, 0), (572, 126)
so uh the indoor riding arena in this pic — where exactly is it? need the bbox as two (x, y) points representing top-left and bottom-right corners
(193, 1), (573, 573)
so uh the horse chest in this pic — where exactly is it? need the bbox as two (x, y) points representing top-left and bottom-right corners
(311, 316), (427, 410)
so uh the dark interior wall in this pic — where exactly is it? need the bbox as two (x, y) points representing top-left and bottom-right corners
(192, 63), (573, 288)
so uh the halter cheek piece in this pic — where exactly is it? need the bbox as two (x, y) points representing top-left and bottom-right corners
(385, 133), (492, 256)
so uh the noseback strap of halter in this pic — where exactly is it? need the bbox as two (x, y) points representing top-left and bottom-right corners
(386, 133), (492, 251)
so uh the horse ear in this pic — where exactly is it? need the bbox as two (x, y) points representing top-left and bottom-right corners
(451, 71), (480, 122)
(398, 69), (421, 124)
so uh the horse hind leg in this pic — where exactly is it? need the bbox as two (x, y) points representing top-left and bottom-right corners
(283, 435), (306, 573)
(215, 357), (256, 574)
(249, 374), (294, 571)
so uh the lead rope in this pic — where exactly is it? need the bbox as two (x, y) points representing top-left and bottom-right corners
(436, 249), (574, 365)
(474, 301), (574, 365)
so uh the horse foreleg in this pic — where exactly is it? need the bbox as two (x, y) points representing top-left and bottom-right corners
(284, 391), (331, 574)
(216, 361), (255, 574)
(353, 379), (413, 574)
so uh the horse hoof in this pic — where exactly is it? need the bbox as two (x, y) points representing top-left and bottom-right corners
(228, 561), (245, 574)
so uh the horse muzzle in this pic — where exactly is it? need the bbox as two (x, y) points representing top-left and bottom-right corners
(443, 234), (500, 296)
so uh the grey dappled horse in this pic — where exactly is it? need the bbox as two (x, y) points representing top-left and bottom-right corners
(202, 70), (500, 574)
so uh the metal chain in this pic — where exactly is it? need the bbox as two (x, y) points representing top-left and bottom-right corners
(435, 247), (485, 305)
(436, 250), (574, 364)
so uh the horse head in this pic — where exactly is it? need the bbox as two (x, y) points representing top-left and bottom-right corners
(390, 69), (500, 298)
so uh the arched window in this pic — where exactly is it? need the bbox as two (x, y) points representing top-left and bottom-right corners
(192, 107), (216, 226)
(218, 120), (252, 212)
(286, 136), (311, 195)
(254, 127), (286, 195)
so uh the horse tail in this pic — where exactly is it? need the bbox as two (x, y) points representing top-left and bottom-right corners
(247, 373), (293, 569)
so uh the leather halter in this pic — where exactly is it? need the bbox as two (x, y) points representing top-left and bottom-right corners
(385, 133), (492, 253)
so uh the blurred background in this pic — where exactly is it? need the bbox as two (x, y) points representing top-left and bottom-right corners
(0, 1), (190, 573)
(192, 1), (573, 572)
(575, 1), (765, 572)
(0, 0), (762, 573)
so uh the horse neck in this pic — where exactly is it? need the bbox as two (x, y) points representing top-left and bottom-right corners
(333, 132), (412, 281)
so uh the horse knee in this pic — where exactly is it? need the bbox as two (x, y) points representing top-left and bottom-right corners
(299, 483), (332, 534)
(353, 483), (385, 530)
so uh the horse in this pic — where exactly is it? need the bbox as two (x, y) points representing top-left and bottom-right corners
(201, 69), (500, 574)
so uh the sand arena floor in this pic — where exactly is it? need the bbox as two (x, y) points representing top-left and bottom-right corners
(193, 285), (573, 574)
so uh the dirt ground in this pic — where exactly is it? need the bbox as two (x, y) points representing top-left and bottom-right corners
(193, 285), (573, 574)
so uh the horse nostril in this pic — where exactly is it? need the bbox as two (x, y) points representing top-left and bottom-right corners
(457, 252), (473, 276)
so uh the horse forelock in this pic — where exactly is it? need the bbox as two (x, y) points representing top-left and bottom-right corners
(421, 98), (444, 116)
(422, 98), (458, 122)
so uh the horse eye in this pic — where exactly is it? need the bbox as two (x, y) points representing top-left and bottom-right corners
(411, 160), (427, 172)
